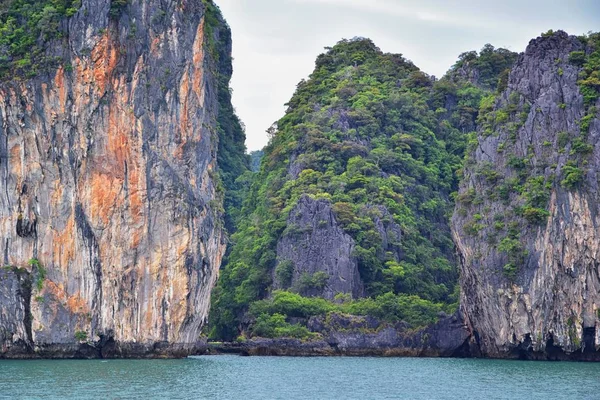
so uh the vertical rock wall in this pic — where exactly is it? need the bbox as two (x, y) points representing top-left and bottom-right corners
(274, 196), (365, 299)
(0, 0), (231, 357)
(453, 31), (600, 359)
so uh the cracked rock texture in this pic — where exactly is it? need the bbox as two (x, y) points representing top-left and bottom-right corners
(453, 31), (600, 359)
(274, 196), (365, 299)
(273, 195), (403, 300)
(0, 0), (232, 357)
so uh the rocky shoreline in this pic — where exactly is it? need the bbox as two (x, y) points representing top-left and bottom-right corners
(205, 339), (600, 361)
(206, 311), (600, 361)
(0, 340), (208, 360)
(206, 313), (476, 358)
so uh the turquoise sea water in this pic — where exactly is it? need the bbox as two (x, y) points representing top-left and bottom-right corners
(1, 355), (599, 399)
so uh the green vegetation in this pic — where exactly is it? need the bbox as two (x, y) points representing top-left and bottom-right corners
(275, 260), (294, 288)
(498, 237), (527, 280)
(557, 132), (570, 149)
(210, 38), (469, 340)
(561, 161), (584, 189)
(450, 44), (518, 90)
(29, 258), (46, 291)
(74, 330), (88, 342)
(576, 33), (600, 108)
(575, 33), (600, 142)
(296, 272), (329, 294)
(252, 313), (315, 339)
(0, 0), (81, 78)
(247, 290), (448, 338)
(569, 51), (586, 67)
(109, 0), (127, 18)
(522, 207), (550, 224)
(249, 150), (264, 172)
(571, 137), (593, 154)
(203, 1), (251, 233)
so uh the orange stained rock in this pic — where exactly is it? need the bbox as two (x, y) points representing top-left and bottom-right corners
(143, 261), (160, 336)
(66, 292), (89, 315)
(107, 106), (132, 169)
(192, 18), (205, 101)
(90, 172), (122, 225)
(179, 69), (191, 150)
(54, 67), (67, 114)
(150, 36), (162, 56)
(131, 231), (142, 249)
(9, 144), (21, 177)
(91, 34), (120, 94)
(53, 214), (75, 268)
(44, 280), (90, 315)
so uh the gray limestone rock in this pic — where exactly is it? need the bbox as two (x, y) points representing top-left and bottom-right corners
(453, 31), (600, 359)
(274, 196), (364, 299)
(0, 0), (233, 358)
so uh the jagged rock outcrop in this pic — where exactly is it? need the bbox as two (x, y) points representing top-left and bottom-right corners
(274, 196), (364, 299)
(453, 31), (600, 359)
(208, 312), (473, 357)
(0, 268), (31, 356)
(0, 0), (238, 358)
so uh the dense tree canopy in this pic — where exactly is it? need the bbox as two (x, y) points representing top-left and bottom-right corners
(0, 0), (81, 78)
(209, 39), (516, 340)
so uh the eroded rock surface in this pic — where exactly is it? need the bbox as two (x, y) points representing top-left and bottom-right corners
(0, 0), (234, 358)
(453, 31), (600, 359)
(274, 196), (364, 299)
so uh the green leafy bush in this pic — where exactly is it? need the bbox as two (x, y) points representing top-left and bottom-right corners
(295, 272), (329, 294)
(576, 33), (600, 109)
(109, 0), (128, 18)
(557, 132), (570, 149)
(502, 263), (518, 280)
(74, 331), (88, 342)
(571, 138), (593, 154)
(275, 260), (294, 288)
(29, 258), (46, 291)
(498, 237), (527, 280)
(522, 207), (550, 224)
(568, 51), (586, 67)
(451, 44), (518, 90)
(252, 313), (314, 339)
(561, 162), (584, 189)
(0, 0), (82, 78)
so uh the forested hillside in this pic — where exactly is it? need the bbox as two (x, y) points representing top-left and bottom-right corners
(210, 38), (516, 340)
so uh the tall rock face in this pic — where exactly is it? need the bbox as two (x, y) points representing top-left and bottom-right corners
(0, 0), (242, 357)
(453, 31), (600, 359)
(274, 195), (364, 299)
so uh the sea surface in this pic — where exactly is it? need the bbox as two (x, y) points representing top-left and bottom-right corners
(1, 355), (599, 399)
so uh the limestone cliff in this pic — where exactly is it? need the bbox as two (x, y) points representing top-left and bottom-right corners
(273, 196), (365, 299)
(453, 31), (600, 359)
(0, 0), (242, 358)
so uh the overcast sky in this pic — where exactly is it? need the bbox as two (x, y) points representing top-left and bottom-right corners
(216, 0), (600, 151)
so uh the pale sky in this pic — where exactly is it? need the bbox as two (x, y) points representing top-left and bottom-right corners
(216, 0), (600, 151)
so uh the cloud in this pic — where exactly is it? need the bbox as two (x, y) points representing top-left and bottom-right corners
(289, 0), (491, 28)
